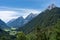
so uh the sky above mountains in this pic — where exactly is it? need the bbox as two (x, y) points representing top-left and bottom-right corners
(0, 0), (60, 22)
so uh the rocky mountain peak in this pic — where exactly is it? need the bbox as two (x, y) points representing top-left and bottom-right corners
(48, 4), (56, 10)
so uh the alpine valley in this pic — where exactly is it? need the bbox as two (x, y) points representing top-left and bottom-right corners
(0, 4), (60, 40)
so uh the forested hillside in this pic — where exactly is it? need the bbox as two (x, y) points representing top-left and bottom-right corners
(18, 7), (60, 33)
(17, 7), (60, 40)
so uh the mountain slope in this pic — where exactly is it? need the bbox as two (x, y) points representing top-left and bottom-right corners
(18, 7), (60, 34)
(0, 19), (9, 29)
(7, 19), (16, 25)
(24, 13), (38, 24)
(7, 16), (25, 28)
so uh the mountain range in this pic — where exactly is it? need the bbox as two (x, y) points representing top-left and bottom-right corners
(7, 13), (38, 28)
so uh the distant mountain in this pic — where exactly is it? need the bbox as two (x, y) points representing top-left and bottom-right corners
(7, 13), (38, 28)
(25, 13), (38, 21)
(0, 19), (9, 29)
(7, 19), (16, 25)
(24, 13), (38, 24)
(7, 16), (25, 28)
(18, 7), (60, 34)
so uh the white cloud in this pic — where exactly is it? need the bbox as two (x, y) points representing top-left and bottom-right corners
(0, 11), (19, 22)
(0, 6), (41, 22)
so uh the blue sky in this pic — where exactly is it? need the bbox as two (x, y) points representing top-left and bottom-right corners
(0, 0), (60, 22)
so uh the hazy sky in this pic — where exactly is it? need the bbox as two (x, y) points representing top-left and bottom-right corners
(0, 0), (60, 22)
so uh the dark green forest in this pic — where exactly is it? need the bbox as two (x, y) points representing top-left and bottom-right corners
(0, 7), (60, 40)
